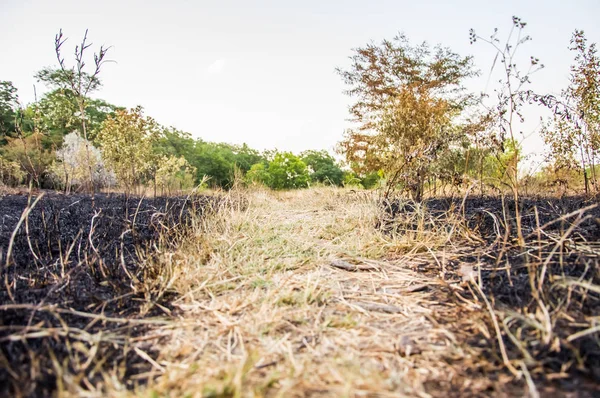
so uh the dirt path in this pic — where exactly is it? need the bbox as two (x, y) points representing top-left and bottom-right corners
(133, 188), (512, 397)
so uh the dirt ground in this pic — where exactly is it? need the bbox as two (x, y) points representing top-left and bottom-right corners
(1, 188), (599, 397)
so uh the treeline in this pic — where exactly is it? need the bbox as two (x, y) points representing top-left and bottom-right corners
(0, 84), (363, 193)
(0, 30), (371, 194)
(2, 19), (598, 197)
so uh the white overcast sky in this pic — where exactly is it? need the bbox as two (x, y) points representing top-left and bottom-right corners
(1, 0), (599, 164)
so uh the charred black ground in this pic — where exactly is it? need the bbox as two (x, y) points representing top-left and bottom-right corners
(382, 195), (600, 394)
(381, 195), (600, 240)
(0, 192), (216, 397)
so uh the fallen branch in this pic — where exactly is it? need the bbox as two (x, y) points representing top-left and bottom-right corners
(355, 302), (403, 314)
(330, 259), (380, 272)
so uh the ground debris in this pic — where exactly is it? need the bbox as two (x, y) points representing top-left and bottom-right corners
(330, 258), (381, 272)
(354, 301), (403, 314)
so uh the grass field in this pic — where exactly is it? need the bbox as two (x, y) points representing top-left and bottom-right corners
(2, 187), (599, 397)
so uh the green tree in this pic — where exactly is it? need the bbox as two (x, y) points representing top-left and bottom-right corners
(0, 81), (19, 145)
(153, 130), (267, 189)
(31, 87), (120, 147)
(246, 162), (271, 186)
(361, 171), (382, 189)
(267, 152), (310, 189)
(97, 106), (158, 192)
(191, 141), (237, 187)
(300, 150), (344, 186)
(154, 127), (197, 159)
(231, 143), (264, 173)
(53, 29), (111, 193)
(155, 155), (196, 195)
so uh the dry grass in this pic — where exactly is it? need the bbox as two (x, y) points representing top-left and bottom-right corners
(6, 186), (597, 397)
(61, 186), (477, 398)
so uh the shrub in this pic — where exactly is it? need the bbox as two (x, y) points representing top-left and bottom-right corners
(0, 155), (25, 186)
(246, 162), (271, 187)
(155, 155), (196, 194)
(50, 131), (115, 191)
(267, 152), (309, 189)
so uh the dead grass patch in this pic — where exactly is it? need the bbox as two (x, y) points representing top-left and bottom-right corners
(113, 188), (517, 397)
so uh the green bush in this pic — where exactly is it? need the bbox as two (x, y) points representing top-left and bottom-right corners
(301, 150), (344, 186)
(267, 152), (310, 189)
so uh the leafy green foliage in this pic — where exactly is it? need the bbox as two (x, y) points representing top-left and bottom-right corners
(266, 152), (310, 189)
(5, 22), (596, 195)
(342, 172), (362, 187)
(33, 88), (120, 147)
(154, 127), (196, 159)
(153, 128), (265, 188)
(246, 162), (271, 186)
(35, 67), (102, 93)
(97, 106), (159, 191)
(0, 81), (19, 145)
(300, 150), (344, 186)
(1, 33), (339, 193)
(247, 152), (310, 189)
(155, 155), (196, 194)
(360, 171), (382, 189)
(191, 141), (238, 187)
(231, 143), (264, 173)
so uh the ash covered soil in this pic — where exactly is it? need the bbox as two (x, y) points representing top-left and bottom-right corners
(382, 195), (600, 240)
(383, 195), (600, 394)
(0, 192), (216, 397)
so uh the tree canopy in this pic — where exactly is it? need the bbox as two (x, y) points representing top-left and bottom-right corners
(337, 34), (477, 199)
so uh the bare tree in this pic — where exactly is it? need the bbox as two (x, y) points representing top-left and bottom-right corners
(54, 29), (111, 195)
(470, 16), (544, 246)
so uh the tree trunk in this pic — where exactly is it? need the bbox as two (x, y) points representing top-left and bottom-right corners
(413, 170), (424, 202)
(580, 143), (589, 196)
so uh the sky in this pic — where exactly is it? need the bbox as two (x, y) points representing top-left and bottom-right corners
(1, 0), (599, 166)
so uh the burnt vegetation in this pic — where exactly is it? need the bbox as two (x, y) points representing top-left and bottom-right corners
(0, 192), (217, 396)
(381, 195), (600, 393)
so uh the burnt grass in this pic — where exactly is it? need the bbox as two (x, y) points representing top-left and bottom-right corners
(382, 195), (600, 393)
(0, 192), (217, 397)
